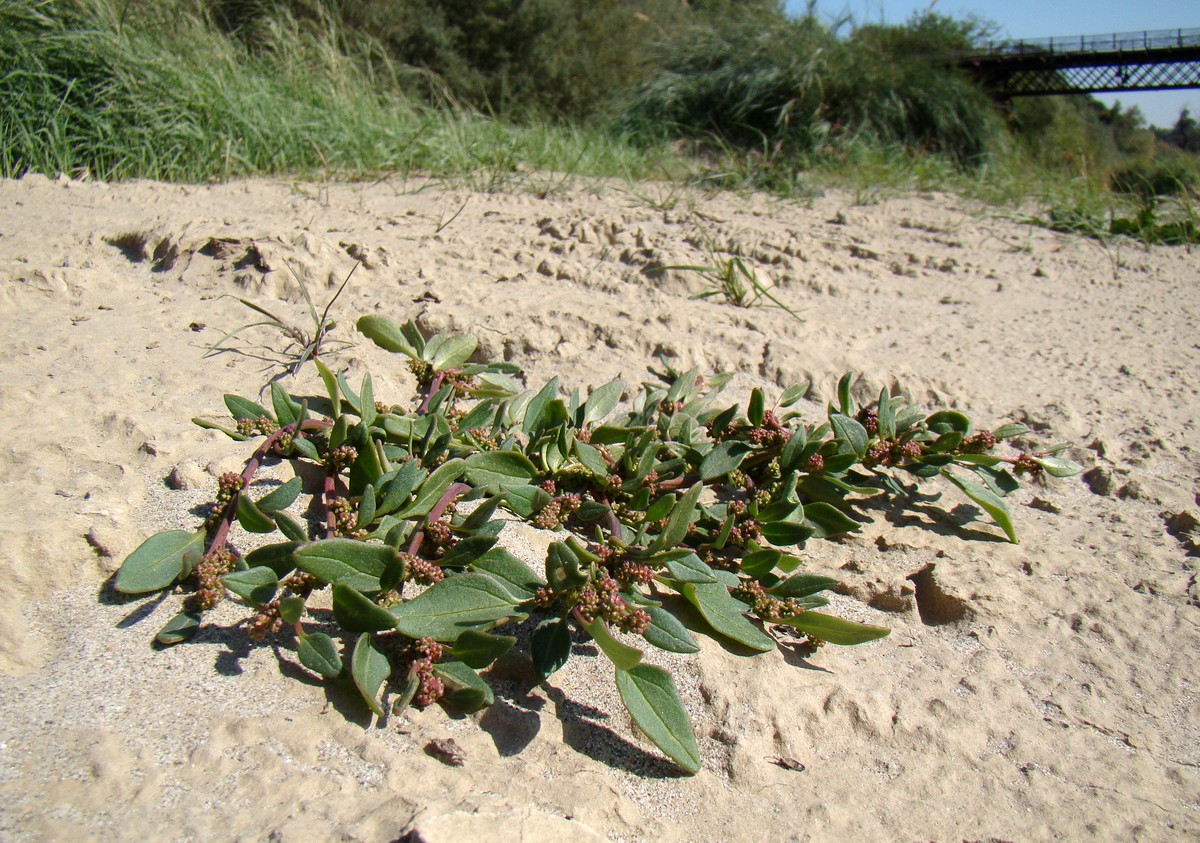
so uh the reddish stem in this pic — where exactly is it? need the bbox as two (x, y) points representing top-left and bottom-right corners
(406, 482), (471, 556)
(323, 467), (340, 538)
(417, 372), (447, 416)
(206, 418), (328, 556)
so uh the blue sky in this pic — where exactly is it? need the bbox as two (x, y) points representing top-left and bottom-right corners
(784, 1), (1197, 128)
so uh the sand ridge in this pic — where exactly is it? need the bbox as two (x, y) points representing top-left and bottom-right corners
(0, 173), (1197, 840)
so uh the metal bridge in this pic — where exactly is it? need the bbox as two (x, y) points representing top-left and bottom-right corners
(959, 28), (1200, 97)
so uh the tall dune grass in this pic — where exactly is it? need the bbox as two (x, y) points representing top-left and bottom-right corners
(0, 0), (673, 182)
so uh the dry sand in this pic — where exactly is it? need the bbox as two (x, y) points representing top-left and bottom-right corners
(0, 173), (1197, 841)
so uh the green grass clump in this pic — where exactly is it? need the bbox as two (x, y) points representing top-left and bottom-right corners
(617, 11), (1003, 172)
(0, 0), (678, 183)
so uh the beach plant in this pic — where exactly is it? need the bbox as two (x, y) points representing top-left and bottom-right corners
(669, 253), (802, 322)
(205, 262), (357, 377)
(115, 316), (1079, 774)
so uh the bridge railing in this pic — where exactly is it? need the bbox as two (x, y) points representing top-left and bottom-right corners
(969, 28), (1200, 57)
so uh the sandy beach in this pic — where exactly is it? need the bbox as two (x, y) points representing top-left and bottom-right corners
(0, 173), (1196, 841)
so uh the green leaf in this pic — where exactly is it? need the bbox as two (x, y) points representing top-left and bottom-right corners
(877, 388), (895, 440)
(278, 596), (305, 624)
(580, 616), (643, 670)
(236, 494), (276, 533)
(274, 511), (309, 542)
(582, 378), (625, 426)
(270, 383), (301, 427)
(115, 530), (205, 594)
(748, 388), (765, 427)
(298, 632), (343, 679)
(663, 553), (718, 584)
(699, 442), (752, 481)
(332, 583), (399, 633)
(392, 672), (420, 717)
(942, 469), (1018, 543)
(523, 377), (559, 437)
(779, 382), (809, 407)
(470, 548), (545, 601)
(464, 451), (538, 492)
(222, 566), (279, 607)
(773, 611), (889, 645)
(257, 478), (302, 514)
(681, 582), (775, 652)
(357, 315), (422, 357)
(708, 405), (738, 438)
(359, 373), (376, 428)
(531, 618), (572, 681)
(500, 484), (552, 519)
(642, 605), (700, 654)
(433, 660), (494, 712)
(780, 426), (808, 473)
(429, 335), (477, 372)
(615, 664), (701, 774)
(470, 372), (519, 400)
(740, 548), (782, 578)
(993, 423), (1029, 440)
(313, 359), (341, 417)
(837, 372), (855, 415)
(357, 484), (377, 530)
(451, 629), (516, 669)
(929, 431), (966, 453)
(545, 541), (590, 593)
(829, 412), (869, 458)
(767, 574), (839, 599)
(292, 539), (396, 593)
(351, 633), (391, 716)
(376, 461), (425, 516)
(926, 410), (972, 435)
(224, 394), (271, 421)
(396, 458), (466, 518)
(440, 534), (498, 569)
(648, 482), (703, 554)
(954, 453), (1003, 467)
(803, 502), (861, 539)
(155, 610), (202, 646)
(573, 439), (609, 477)
(1032, 456), (1082, 478)
(391, 572), (524, 641)
(760, 520), (816, 546)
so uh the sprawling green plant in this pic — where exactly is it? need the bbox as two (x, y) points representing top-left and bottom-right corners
(115, 316), (1079, 773)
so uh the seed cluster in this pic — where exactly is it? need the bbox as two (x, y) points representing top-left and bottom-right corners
(747, 410), (789, 447)
(205, 471), (246, 527)
(186, 545), (237, 611)
(404, 552), (445, 585)
(236, 416), (279, 437)
(857, 406), (879, 436)
(407, 637), (447, 708)
(865, 439), (923, 467)
(575, 576), (650, 634)
(962, 431), (998, 453)
(328, 496), (367, 539)
(422, 519), (456, 556)
(732, 580), (809, 621)
(1013, 453), (1042, 477)
(247, 601), (282, 641)
(532, 492), (583, 530)
(325, 445), (358, 472)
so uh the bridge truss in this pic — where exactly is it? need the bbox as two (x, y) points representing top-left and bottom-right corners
(959, 28), (1200, 97)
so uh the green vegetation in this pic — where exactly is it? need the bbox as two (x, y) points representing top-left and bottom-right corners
(116, 316), (1079, 772)
(3, 1), (1197, 217)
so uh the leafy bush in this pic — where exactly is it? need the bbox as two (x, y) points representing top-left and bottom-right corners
(618, 12), (1003, 167)
(115, 316), (1079, 773)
